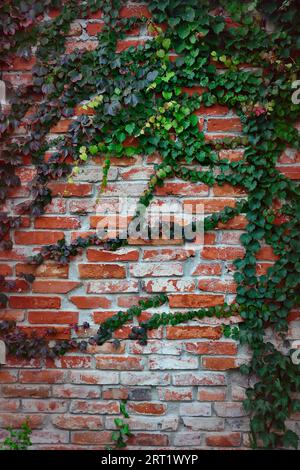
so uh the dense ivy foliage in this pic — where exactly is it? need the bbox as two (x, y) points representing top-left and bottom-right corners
(0, 0), (300, 449)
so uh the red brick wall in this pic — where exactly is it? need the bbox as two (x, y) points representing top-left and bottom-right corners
(0, 3), (299, 450)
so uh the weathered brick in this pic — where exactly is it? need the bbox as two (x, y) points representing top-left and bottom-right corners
(88, 280), (139, 293)
(185, 341), (238, 355)
(20, 370), (65, 384)
(87, 248), (139, 262)
(70, 400), (119, 414)
(128, 402), (167, 415)
(2, 385), (51, 398)
(197, 387), (226, 401)
(149, 356), (198, 370)
(52, 415), (104, 430)
(173, 372), (226, 386)
(21, 399), (68, 413)
(130, 262), (183, 277)
(96, 356), (144, 370)
(70, 371), (119, 385)
(179, 403), (212, 416)
(71, 431), (112, 445)
(182, 417), (224, 431)
(167, 325), (222, 340)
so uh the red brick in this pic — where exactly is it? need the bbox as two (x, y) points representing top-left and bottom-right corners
(0, 279), (29, 292)
(70, 371), (118, 385)
(93, 311), (120, 323)
(9, 296), (61, 309)
(256, 246), (279, 261)
(20, 370), (65, 384)
(185, 341), (237, 355)
(48, 182), (92, 197)
(32, 281), (81, 294)
(128, 402), (166, 415)
(1, 385), (51, 398)
(196, 104), (229, 115)
(86, 22), (104, 36)
(34, 217), (80, 229)
(197, 388), (226, 401)
(0, 414), (44, 429)
(213, 183), (246, 197)
(50, 119), (72, 133)
(173, 372), (225, 386)
(96, 356), (144, 370)
(102, 388), (129, 400)
(120, 4), (151, 18)
(167, 326), (222, 340)
(185, 198), (237, 213)
(116, 39), (146, 52)
(55, 356), (92, 369)
(219, 150), (244, 162)
(0, 370), (18, 383)
(128, 433), (168, 446)
(207, 118), (242, 132)
(0, 398), (20, 411)
(192, 263), (222, 275)
(87, 248), (139, 262)
(28, 310), (78, 324)
(0, 310), (25, 322)
(168, 294), (224, 308)
(202, 357), (238, 370)
(201, 246), (245, 260)
(70, 296), (111, 309)
(217, 215), (247, 229)
(87, 10), (103, 19)
(16, 263), (69, 278)
(19, 326), (70, 340)
(14, 231), (64, 245)
(78, 264), (126, 279)
(71, 431), (112, 445)
(21, 399), (68, 413)
(52, 384), (100, 399)
(70, 401), (119, 414)
(0, 264), (12, 276)
(206, 432), (241, 447)
(154, 182), (209, 196)
(3, 56), (36, 71)
(277, 166), (300, 180)
(182, 86), (205, 96)
(53, 415), (104, 430)
(198, 278), (237, 293)
(157, 388), (193, 401)
(142, 248), (194, 262)
(66, 40), (98, 53)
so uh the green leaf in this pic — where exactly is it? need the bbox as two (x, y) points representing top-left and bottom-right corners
(178, 24), (191, 39)
(182, 7), (195, 22)
(162, 38), (171, 50)
(212, 21), (225, 34)
(162, 91), (172, 100)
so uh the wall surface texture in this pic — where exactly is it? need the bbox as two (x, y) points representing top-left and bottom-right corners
(0, 2), (299, 450)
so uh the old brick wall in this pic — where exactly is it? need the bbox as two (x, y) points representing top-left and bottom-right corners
(0, 2), (299, 450)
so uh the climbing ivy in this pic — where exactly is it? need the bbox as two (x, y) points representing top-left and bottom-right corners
(0, 0), (300, 449)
